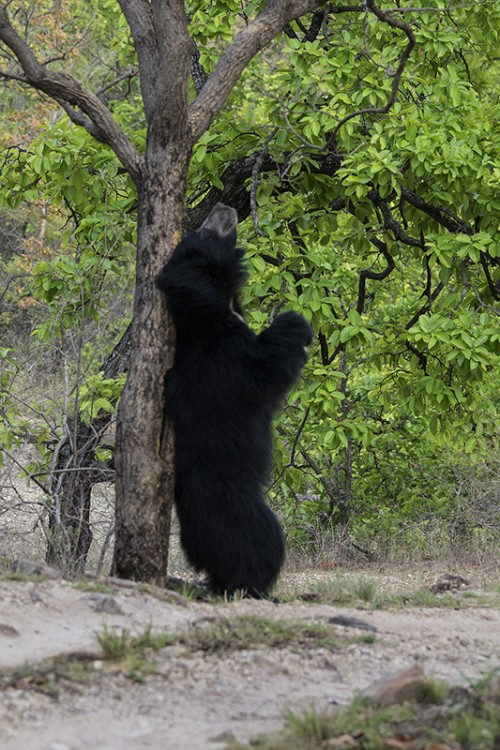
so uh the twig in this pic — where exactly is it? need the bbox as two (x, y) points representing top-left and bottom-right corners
(327, 0), (415, 144)
(251, 128), (278, 236)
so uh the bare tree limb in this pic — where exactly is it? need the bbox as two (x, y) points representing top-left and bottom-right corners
(357, 241), (396, 315)
(188, 0), (327, 143)
(115, 0), (158, 122)
(149, 0), (191, 139)
(405, 281), (445, 330)
(369, 189), (424, 249)
(0, 5), (143, 183)
(480, 252), (500, 302)
(401, 187), (474, 235)
(96, 69), (138, 98)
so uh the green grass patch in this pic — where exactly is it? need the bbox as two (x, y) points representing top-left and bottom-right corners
(0, 615), (372, 696)
(293, 575), (480, 610)
(177, 616), (347, 654)
(93, 616), (359, 682)
(96, 624), (176, 681)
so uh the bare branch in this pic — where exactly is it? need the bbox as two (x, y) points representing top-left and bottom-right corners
(357, 241), (396, 315)
(0, 5), (143, 183)
(480, 252), (500, 302)
(96, 68), (138, 98)
(405, 281), (445, 330)
(401, 187), (474, 235)
(149, 0), (191, 139)
(115, 0), (157, 122)
(369, 189), (424, 249)
(188, 0), (328, 143)
(251, 128), (278, 236)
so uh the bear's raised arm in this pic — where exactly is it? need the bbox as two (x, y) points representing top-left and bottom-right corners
(256, 311), (313, 400)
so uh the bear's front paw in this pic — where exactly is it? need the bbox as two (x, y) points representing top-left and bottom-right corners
(273, 311), (313, 346)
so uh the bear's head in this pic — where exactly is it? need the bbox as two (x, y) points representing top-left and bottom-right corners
(157, 203), (247, 317)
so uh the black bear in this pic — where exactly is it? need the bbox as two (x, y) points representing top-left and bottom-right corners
(156, 203), (312, 597)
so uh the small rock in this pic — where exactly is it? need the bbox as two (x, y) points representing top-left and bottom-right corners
(429, 573), (470, 593)
(0, 623), (20, 637)
(329, 615), (377, 632)
(11, 559), (61, 579)
(365, 664), (432, 707)
(83, 594), (124, 614)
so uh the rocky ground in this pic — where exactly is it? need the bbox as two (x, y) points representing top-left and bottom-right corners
(0, 561), (498, 750)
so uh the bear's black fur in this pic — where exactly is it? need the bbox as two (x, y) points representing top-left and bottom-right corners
(156, 204), (312, 597)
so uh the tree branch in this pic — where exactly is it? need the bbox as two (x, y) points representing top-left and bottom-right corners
(328, 0), (415, 143)
(115, 0), (158, 122)
(188, 0), (327, 143)
(480, 252), (500, 302)
(0, 5), (143, 183)
(405, 281), (445, 331)
(357, 241), (396, 315)
(96, 69), (138, 98)
(149, 0), (191, 139)
(401, 187), (474, 235)
(369, 189), (424, 249)
(191, 40), (208, 94)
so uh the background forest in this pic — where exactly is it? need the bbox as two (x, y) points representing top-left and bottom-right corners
(0, 0), (498, 574)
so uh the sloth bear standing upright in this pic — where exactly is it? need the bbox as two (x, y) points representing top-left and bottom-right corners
(156, 203), (312, 597)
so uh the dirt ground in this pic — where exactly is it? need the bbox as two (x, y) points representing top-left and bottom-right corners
(0, 562), (499, 750)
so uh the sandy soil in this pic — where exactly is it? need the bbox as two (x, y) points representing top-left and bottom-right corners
(0, 563), (499, 750)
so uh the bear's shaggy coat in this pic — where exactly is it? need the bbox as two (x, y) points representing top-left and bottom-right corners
(156, 204), (312, 597)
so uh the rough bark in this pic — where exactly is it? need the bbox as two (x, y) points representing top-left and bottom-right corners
(112, 158), (190, 583)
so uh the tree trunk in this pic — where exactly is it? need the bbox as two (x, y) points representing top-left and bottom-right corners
(330, 348), (352, 528)
(45, 330), (131, 575)
(112, 146), (191, 584)
(331, 435), (353, 529)
(46, 419), (97, 576)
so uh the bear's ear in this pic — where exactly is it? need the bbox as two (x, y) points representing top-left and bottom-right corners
(197, 203), (238, 245)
